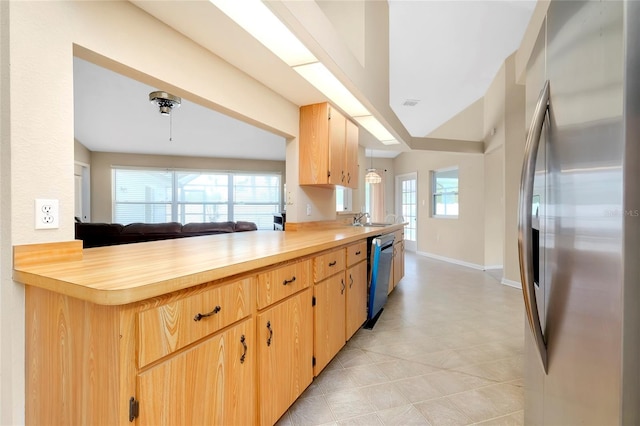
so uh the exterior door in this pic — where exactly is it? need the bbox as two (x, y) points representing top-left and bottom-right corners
(395, 173), (417, 252)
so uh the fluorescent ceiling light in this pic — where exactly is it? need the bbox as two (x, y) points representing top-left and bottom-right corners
(353, 115), (396, 141)
(210, 0), (316, 66)
(381, 139), (400, 145)
(293, 62), (370, 117)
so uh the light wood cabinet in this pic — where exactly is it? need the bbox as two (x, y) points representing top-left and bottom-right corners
(346, 259), (367, 340)
(137, 318), (254, 426)
(299, 102), (359, 189)
(18, 230), (405, 425)
(25, 278), (256, 426)
(313, 247), (347, 375)
(138, 277), (252, 367)
(390, 229), (405, 293)
(345, 241), (367, 340)
(313, 273), (346, 375)
(257, 288), (313, 425)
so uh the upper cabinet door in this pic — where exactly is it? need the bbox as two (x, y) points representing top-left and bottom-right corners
(328, 106), (346, 186)
(299, 103), (331, 186)
(344, 119), (359, 189)
(299, 102), (357, 188)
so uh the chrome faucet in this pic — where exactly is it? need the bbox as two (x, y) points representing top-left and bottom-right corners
(353, 212), (369, 225)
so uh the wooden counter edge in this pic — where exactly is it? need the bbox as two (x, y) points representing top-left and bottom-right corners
(12, 224), (406, 306)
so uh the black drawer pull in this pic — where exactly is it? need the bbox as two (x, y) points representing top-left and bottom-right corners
(283, 276), (296, 285)
(193, 305), (221, 321)
(341, 279), (346, 295)
(329, 261), (337, 267)
(355, 250), (361, 256)
(266, 321), (273, 346)
(240, 335), (247, 364)
(349, 273), (354, 288)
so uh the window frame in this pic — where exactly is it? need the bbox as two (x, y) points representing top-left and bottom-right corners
(112, 166), (281, 229)
(431, 167), (459, 218)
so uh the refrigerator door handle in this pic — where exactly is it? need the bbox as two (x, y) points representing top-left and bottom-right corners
(518, 80), (549, 373)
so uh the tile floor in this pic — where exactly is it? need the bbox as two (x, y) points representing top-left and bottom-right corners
(276, 251), (525, 426)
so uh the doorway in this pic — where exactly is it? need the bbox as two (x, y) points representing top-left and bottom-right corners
(396, 172), (417, 252)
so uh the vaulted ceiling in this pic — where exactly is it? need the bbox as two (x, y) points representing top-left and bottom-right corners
(74, 1), (536, 161)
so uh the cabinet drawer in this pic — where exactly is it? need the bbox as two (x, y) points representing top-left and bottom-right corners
(346, 241), (367, 267)
(138, 277), (253, 367)
(257, 259), (311, 310)
(313, 248), (346, 283)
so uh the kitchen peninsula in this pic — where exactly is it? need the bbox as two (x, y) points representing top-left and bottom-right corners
(13, 223), (405, 425)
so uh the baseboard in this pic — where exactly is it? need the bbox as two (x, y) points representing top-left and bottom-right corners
(501, 278), (522, 289)
(484, 264), (504, 270)
(416, 251), (486, 271)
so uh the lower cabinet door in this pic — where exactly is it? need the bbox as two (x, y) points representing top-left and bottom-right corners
(257, 288), (313, 426)
(314, 273), (346, 376)
(136, 318), (255, 426)
(346, 260), (367, 340)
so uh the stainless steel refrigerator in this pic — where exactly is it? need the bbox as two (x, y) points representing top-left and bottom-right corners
(519, 0), (640, 424)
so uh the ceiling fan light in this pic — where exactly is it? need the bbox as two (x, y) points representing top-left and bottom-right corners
(149, 91), (181, 115)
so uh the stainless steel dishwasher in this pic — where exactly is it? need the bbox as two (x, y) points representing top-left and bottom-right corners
(364, 233), (395, 329)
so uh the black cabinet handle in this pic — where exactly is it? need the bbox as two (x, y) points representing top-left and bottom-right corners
(193, 305), (221, 321)
(355, 250), (361, 256)
(349, 273), (354, 289)
(240, 335), (247, 364)
(329, 261), (337, 267)
(283, 276), (296, 286)
(341, 279), (345, 295)
(266, 321), (273, 346)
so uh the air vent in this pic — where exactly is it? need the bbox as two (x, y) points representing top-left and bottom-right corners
(402, 99), (420, 107)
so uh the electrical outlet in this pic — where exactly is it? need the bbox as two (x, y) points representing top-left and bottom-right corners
(35, 199), (59, 229)
(306, 204), (312, 216)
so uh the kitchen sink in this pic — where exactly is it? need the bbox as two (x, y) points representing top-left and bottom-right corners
(351, 222), (392, 227)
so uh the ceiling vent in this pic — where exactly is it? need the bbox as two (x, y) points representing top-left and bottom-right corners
(402, 99), (420, 107)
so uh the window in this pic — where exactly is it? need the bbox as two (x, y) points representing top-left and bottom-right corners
(113, 167), (281, 229)
(336, 186), (352, 212)
(432, 167), (458, 217)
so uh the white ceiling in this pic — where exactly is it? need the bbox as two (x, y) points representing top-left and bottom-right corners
(74, 1), (536, 161)
(388, 0), (536, 137)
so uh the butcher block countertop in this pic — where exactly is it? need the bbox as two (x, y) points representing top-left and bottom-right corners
(13, 223), (405, 306)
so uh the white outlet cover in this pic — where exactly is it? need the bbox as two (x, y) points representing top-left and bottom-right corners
(35, 199), (59, 229)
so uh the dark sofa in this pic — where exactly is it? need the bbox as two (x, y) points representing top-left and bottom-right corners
(75, 221), (258, 248)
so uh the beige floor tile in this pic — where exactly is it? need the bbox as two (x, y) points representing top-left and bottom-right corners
(337, 413), (384, 425)
(314, 368), (358, 394)
(288, 395), (335, 425)
(281, 253), (525, 425)
(447, 383), (523, 423)
(474, 410), (524, 426)
(325, 388), (376, 420)
(376, 404), (431, 425)
(345, 363), (390, 387)
(362, 382), (410, 411)
(414, 397), (474, 426)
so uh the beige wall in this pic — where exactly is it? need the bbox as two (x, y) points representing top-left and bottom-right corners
(2, 2), (300, 422)
(394, 151), (486, 266)
(484, 147), (505, 267)
(503, 55), (526, 282)
(89, 151), (286, 223)
(482, 53), (526, 283)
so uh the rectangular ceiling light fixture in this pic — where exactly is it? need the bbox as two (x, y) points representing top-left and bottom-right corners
(210, 0), (316, 67)
(353, 115), (398, 144)
(211, 0), (399, 145)
(293, 62), (370, 117)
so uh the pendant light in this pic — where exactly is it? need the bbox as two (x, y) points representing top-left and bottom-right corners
(365, 149), (382, 184)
